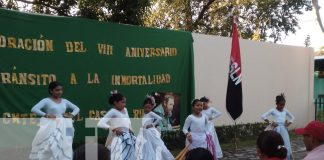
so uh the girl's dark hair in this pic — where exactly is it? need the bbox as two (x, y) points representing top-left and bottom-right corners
(276, 93), (286, 104)
(200, 96), (210, 103)
(48, 81), (63, 95)
(191, 99), (201, 106)
(73, 143), (109, 160)
(185, 148), (213, 160)
(108, 92), (125, 105)
(257, 131), (287, 159)
(143, 97), (155, 106)
(151, 92), (162, 106)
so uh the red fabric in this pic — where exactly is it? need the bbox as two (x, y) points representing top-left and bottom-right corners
(230, 19), (241, 76)
(226, 17), (243, 121)
(295, 121), (324, 141)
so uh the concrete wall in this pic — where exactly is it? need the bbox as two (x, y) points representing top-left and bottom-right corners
(193, 33), (314, 128)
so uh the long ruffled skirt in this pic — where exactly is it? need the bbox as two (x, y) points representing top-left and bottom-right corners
(206, 122), (223, 158)
(135, 127), (174, 160)
(275, 125), (293, 160)
(109, 128), (136, 160)
(29, 118), (74, 160)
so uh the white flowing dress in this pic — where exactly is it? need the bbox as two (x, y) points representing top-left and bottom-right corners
(97, 108), (136, 160)
(261, 108), (295, 160)
(135, 111), (174, 160)
(202, 107), (223, 158)
(29, 98), (80, 160)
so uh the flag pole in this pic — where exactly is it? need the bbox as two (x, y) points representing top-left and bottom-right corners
(226, 5), (242, 152)
(233, 15), (239, 151)
(234, 121), (238, 150)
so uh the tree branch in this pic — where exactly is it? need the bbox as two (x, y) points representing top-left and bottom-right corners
(313, 0), (324, 33)
(192, 0), (215, 27)
(184, 0), (194, 31)
(15, 0), (63, 13)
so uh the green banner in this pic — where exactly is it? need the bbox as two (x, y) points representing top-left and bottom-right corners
(0, 9), (194, 140)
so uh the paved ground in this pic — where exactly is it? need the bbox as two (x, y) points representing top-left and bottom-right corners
(0, 137), (307, 160)
(221, 137), (307, 160)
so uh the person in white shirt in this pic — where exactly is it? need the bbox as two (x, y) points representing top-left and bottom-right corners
(261, 93), (294, 160)
(200, 96), (223, 158)
(295, 121), (324, 160)
(97, 90), (136, 160)
(136, 95), (174, 160)
(183, 99), (217, 160)
(29, 81), (80, 160)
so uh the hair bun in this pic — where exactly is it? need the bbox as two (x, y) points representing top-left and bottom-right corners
(108, 91), (124, 105)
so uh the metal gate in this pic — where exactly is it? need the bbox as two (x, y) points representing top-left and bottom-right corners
(315, 98), (324, 121)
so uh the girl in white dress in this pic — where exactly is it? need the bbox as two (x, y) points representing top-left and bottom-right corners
(136, 95), (174, 160)
(261, 93), (295, 160)
(183, 99), (216, 160)
(97, 90), (136, 160)
(29, 81), (80, 160)
(200, 96), (223, 159)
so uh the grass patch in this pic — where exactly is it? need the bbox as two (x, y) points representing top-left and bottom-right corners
(221, 139), (256, 151)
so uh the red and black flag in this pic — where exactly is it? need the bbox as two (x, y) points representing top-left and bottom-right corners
(226, 18), (243, 121)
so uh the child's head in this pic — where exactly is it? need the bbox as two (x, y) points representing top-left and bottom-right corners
(185, 147), (213, 160)
(200, 96), (210, 109)
(73, 143), (109, 160)
(48, 81), (63, 98)
(143, 95), (156, 113)
(108, 90), (126, 111)
(191, 99), (203, 114)
(275, 93), (286, 111)
(257, 131), (287, 159)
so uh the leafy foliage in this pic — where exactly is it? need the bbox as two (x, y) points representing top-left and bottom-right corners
(0, 0), (313, 41)
(144, 0), (312, 42)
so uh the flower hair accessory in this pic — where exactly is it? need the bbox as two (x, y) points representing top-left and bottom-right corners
(277, 145), (285, 150)
(110, 90), (118, 95)
(154, 92), (160, 96)
(146, 95), (156, 106)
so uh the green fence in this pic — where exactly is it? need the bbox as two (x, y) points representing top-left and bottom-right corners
(315, 98), (324, 121)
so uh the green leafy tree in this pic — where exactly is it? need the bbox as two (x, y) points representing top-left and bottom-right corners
(78, 0), (150, 25)
(1, 0), (312, 42)
(1, 0), (150, 25)
(315, 46), (324, 56)
(2, 0), (78, 15)
(30, 0), (77, 16)
(2, 0), (19, 10)
(144, 0), (312, 42)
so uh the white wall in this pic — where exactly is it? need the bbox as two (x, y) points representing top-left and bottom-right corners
(193, 33), (314, 128)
